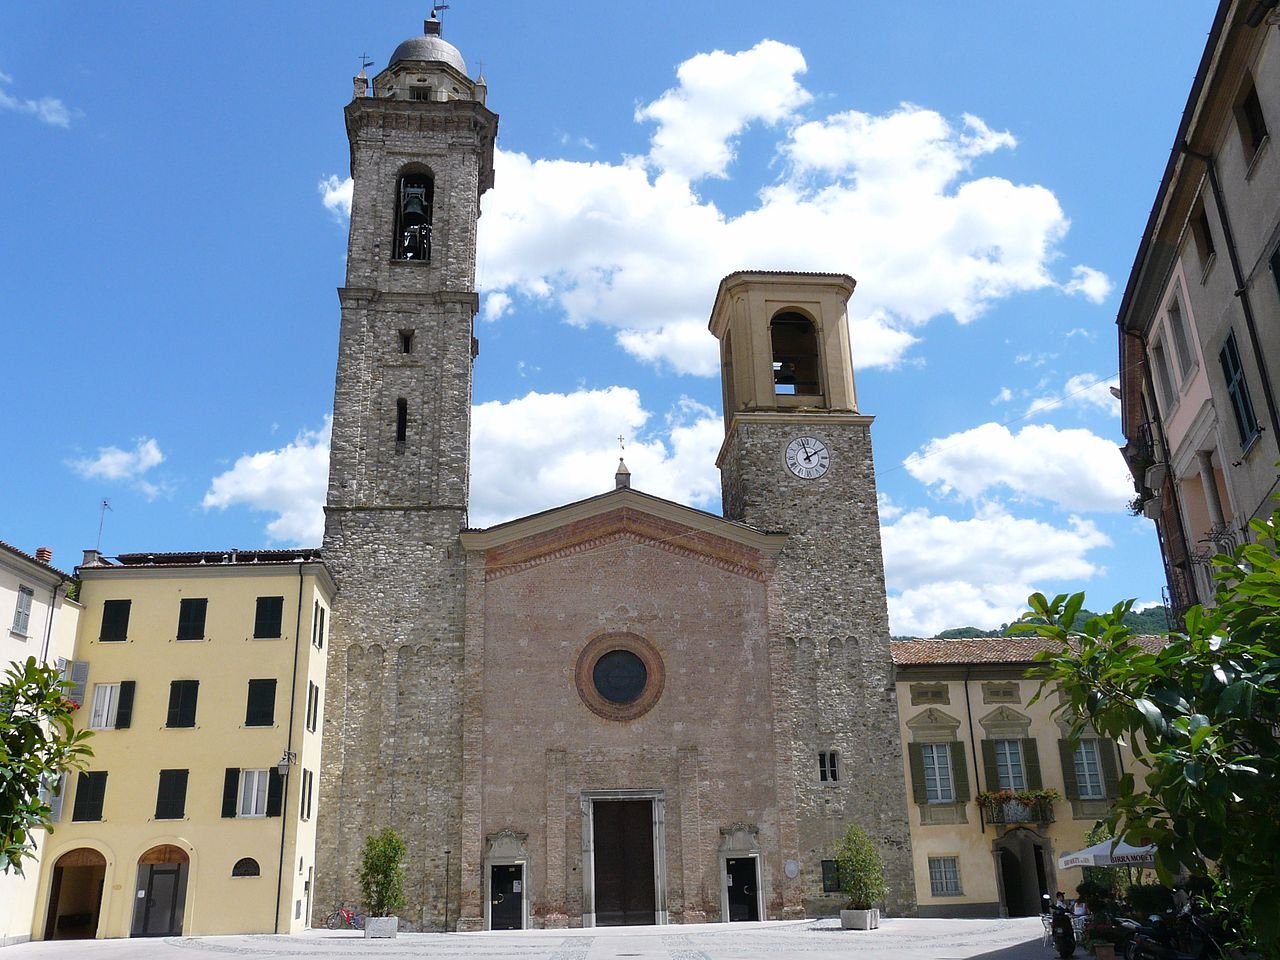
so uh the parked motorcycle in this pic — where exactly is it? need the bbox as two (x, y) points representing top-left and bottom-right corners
(1128, 909), (1219, 959)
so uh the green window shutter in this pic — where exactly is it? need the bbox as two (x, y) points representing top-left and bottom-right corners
(981, 739), (998, 792)
(115, 680), (135, 729)
(1100, 738), (1121, 798)
(222, 768), (239, 818)
(1022, 738), (1042, 790)
(949, 742), (971, 801)
(266, 769), (284, 817)
(908, 743), (927, 804)
(1059, 739), (1079, 800)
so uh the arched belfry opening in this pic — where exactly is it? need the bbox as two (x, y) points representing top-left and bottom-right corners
(395, 172), (434, 260)
(770, 311), (820, 396)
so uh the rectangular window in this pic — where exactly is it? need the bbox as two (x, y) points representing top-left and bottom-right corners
(818, 750), (840, 783)
(928, 856), (962, 897)
(921, 743), (955, 803)
(166, 679), (199, 728)
(318, 606), (325, 648)
(155, 769), (189, 820)
(994, 739), (1026, 790)
(396, 398), (408, 444)
(100, 599), (132, 641)
(56, 658), (90, 706)
(1151, 339), (1176, 413)
(1192, 205), (1217, 273)
(821, 859), (841, 893)
(1073, 739), (1106, 800)
(239, 768), (270, 817)
(176, 598), (208, 641)
(301, 768), (313, 821)
(71, 771), (108, 822)
(1167, 295), (1194, 377)
(1236, 80), (1269, 159)
(254, 596), (284, 639)
(12, 585), (34, 635)
(89, 681), (135, 730)
(306, 681), (320, 733)
(245, 679), (277, 727)
(1220, 331), (1261, 447)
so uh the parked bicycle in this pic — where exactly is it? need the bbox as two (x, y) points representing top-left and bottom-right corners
(325, 905), (366, 929)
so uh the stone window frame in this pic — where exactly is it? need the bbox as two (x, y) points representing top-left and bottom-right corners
(927, 855), (963, 897)
(817, 749), (841, 785)
(981, 681), (1020, 705)
(978, 706), (1039, 793)
(574, 631), (665, 722)
(909, 682), (950, 706)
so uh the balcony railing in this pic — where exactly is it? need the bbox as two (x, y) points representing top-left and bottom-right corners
(979, 795), (1056, 825)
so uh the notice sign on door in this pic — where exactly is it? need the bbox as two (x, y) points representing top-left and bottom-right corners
(512, 881), (521, 893)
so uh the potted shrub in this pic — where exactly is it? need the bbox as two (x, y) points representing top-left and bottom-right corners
(834, 825), (887, 930)
(359, 828), (407, 938)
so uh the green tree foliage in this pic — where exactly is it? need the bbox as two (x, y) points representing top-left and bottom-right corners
(358, 827), (407, 917)
(833, 824), (887, 909)
(1, 656), (93, 874)
(1015, 509), (1280, 952)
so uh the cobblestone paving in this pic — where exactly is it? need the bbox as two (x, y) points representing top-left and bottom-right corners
(4, 917), (1047, 960)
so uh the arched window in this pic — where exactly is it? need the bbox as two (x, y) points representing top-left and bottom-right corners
(395, 173), (434, 261)
(770, 312), (820, 395)
(231, 857), (260, 877)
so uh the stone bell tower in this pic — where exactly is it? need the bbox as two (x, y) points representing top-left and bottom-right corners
(316, 17), (497, 930)
(710, 271), (915, 914)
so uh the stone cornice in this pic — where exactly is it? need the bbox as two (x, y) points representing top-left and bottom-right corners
(716, 410), (875, 468)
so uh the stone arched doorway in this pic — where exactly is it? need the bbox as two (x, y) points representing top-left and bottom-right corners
(131, 844), (190, 937)
(44, 847), (106, 939)
(992, 829), (1050, 917)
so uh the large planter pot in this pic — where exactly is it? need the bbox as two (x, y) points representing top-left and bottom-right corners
(364, 916), (398, 939)
(1093, 943), (1117, 960)
(839, 907), (879, 930)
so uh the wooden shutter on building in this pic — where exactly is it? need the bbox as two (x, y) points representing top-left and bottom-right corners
(981, 739), (998, 791)
(167, 680), (199, 727)
(155, 769), (189, 820)
(245, 679), (277, 726)
(1058, 739), (1079, 800)
(907, 743), (927, 803)
(254, 597), (284, 639)
(1022, 738), (1042, 790)
(176, 598), (208, 641)
(949, 742), (971, 801)
(72, 771), (107, 821)
(266, 769), (284, 817)
(222, 768), (240, 818)
(1100, 738), (1122, 798)
(115, 680), (136, 729)
(99, 599), (131, 641)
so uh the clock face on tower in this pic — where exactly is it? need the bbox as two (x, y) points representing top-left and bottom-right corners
(784, 436), (831, 479)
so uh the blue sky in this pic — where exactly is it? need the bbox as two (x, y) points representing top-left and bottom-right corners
(1, 3), (1214, 634)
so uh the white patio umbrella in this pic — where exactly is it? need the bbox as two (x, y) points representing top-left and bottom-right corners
(1058, 839), (1156, 869)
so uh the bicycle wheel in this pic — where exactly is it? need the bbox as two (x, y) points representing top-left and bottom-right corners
(354, 914), (366, 929)
(325, 911), (342, 929)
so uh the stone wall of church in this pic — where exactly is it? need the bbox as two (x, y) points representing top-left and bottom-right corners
(458, 529), (784, 927)
(720, 413), (916, 915)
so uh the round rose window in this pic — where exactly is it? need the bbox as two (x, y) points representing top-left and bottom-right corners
(575, 632), (664, 721)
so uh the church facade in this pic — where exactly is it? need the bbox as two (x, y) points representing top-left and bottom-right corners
(314, 19), (914, 931)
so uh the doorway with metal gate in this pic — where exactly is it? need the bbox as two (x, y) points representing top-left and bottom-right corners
(131, 845), (189, 937)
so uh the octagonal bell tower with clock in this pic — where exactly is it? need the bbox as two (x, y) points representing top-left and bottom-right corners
(710, 271), (916, 914)
(317, 17), (497, 929)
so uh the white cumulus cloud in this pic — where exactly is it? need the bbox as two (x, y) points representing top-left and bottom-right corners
(0, 74), (73, 127)
(1025, 373), (1120, 419)
(70, 438), (166, 499)
(323, 41), (1109, 376)
(903, 421), (1133, 512)
(1064, 264), (1114, 304)
(319, 174), (353, 219)
(882, 504), (1111, 636)
(203, 419), (332, 544)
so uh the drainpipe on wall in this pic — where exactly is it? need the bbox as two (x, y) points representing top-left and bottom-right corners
(1180, 142), (1280, 442)
(963, 666), (982, 833)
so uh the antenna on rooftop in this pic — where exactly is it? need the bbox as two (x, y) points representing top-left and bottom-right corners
(96, 499), (112, 551)
(431, 3), (450, 26)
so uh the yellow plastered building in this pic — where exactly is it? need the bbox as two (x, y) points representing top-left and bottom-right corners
(32, 549), (335, 939)
(890, 636), (1152, 917)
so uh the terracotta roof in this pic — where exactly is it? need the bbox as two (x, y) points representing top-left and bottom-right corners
(0, 538), (72, 579)
(891, 634), (1166, 666)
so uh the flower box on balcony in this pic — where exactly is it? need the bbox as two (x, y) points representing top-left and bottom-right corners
(976, 789), (1059, 824)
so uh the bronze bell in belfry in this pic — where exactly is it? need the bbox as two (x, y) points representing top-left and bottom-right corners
(401, 185), (429, 225)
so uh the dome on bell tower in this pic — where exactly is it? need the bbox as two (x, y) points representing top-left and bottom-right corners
(389, 18), (467, 74)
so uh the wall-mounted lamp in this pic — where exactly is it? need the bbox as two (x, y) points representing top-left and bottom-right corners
(277, 751), (297, 778)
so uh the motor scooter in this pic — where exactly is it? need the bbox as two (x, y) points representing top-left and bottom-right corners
(1128, 909), (1218, 959)
(1042, 895), (1076, 958)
